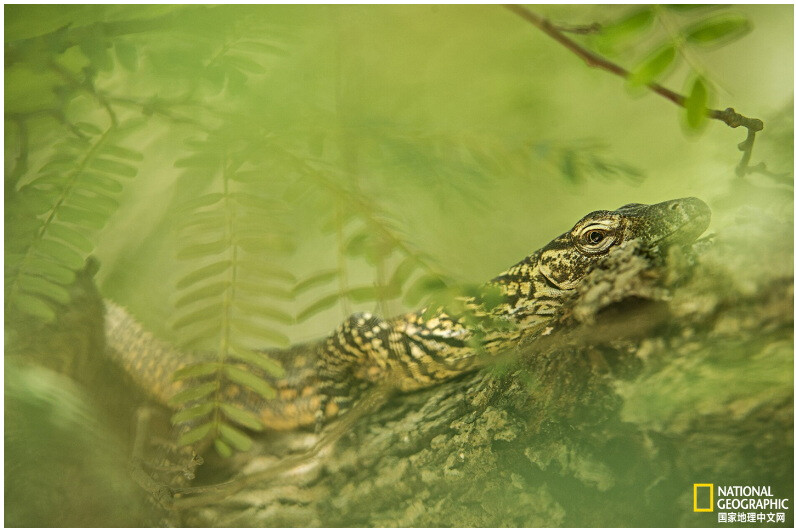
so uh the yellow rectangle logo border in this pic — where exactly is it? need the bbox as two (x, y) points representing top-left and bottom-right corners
(693, 483), (714, 512)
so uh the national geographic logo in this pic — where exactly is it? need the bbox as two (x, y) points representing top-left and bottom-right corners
(694, 484), (714, 512)
(693, 483), (790, 524)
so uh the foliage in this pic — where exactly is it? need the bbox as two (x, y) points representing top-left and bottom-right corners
(6, 119), (143, 322)
(3, 4), (782, 454)
(586, 5), (752, 131)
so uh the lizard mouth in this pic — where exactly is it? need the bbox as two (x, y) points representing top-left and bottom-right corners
(650, 197), (712, 247)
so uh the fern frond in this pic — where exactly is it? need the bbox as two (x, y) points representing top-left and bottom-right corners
(167, 132), (296, 451)
(5, 121), (142, 322)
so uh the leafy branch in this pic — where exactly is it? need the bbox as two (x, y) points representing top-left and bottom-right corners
(167, 132), (296, 456)
(503, 4), (767, 179)
(5, 121), (142, 321)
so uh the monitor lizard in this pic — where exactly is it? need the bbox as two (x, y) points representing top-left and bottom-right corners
(104, 197), (711, 435)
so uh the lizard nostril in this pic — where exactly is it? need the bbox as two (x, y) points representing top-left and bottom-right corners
(669, 203), (680, 210)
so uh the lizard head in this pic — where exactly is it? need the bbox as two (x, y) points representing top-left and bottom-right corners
(538, 197), (711, 290)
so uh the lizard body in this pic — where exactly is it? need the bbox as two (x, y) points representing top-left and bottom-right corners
(105, 198), (710, 431)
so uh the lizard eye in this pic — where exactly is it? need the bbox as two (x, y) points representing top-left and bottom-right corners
(576, 224), (616, 253)
(586, 230), (604, 244)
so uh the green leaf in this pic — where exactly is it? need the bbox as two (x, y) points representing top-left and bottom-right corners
(170, 381), (219, 405)
(176, 260), (232, 289)
(235, 281), (292, 300)
(177, 239), (230, 260)
(18, 275), (71, 304)
(220, 403), (264, 431)
(172, 304), (223, 330)
(48, 145), (83, 159)
(70, 190), (120, 214)
(628, 44), (677, 88)
(598, 8), (655, 47)
(229, 170), (264, 183)
(560, 150), (581, 184)
(232, 300), (294, 324)
(478, 285), (506, 312)
(101, 144), (144, 161)
(75, 122), (103, 136)
(345, 232), (370, 256)
(388, 257), (419, 292)
(347, 286), (377, 303)
(38, 157), (77, 174)
(26, 258), (77, 285)
(172, 362), (220, 381)
(237, 235), (296, 260)
(235, 260), (295, 283)
(79, 172), (124, 194)
(229, 193), (277, 212)
(36, 237), (85, 269)
(218, 422), (253, 451)
(236, 236), (293, 255)
(404, 275), (448, 306)
(20, 189), (56, 214)
(172, 402), (214, 424)
(90, 157), (138, 178)
(47, 151), (80, 164)
(684, 77), (710, 130)
(176, 210), (226, 231)
(214, 438), (233, 457)
(684, 15), (751, 46)
(180, 325), (223, 349)
(421, 304), (444, 321)
(178, 422), (214, 446)
(13, 293), (56, 322)
(293, 269), (338, 296)
(174, 281), (229, 308)
(230, 318), (290, 346)
(175, 193), (224, 213)
(56, 205), (108, 230)
(296, 293), (340, 322)
(57, 137), (91, 151)
(224, 365), (276, 399)
(45, 223), (94, 253)
(229, 343), (285, 378)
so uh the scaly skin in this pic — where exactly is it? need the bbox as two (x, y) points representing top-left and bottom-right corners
(105, 197), (711, 431)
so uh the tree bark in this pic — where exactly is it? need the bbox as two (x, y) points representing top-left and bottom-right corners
(173, 241), (794, 527)
(7, 233), (793, 527)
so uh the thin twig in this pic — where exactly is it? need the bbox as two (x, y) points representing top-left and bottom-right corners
(48, 110), (89, 140)
(744, 162), (793, 184)
(553, 22), (601, 35)
(502, 5), (765, 178)
(106, 95), (206, 128)
(49, 61), (119, 127)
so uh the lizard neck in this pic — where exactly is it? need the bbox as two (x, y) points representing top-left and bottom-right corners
(485, 250), (571, 327)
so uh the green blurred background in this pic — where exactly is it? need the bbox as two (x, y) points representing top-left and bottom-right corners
(6, 4), (793, 341)
(5, 4), (793, 527)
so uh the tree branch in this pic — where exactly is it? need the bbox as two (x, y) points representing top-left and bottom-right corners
(502, 4), (765, 178)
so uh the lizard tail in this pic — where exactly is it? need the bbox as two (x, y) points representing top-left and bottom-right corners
(103, 300), (188, 406)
